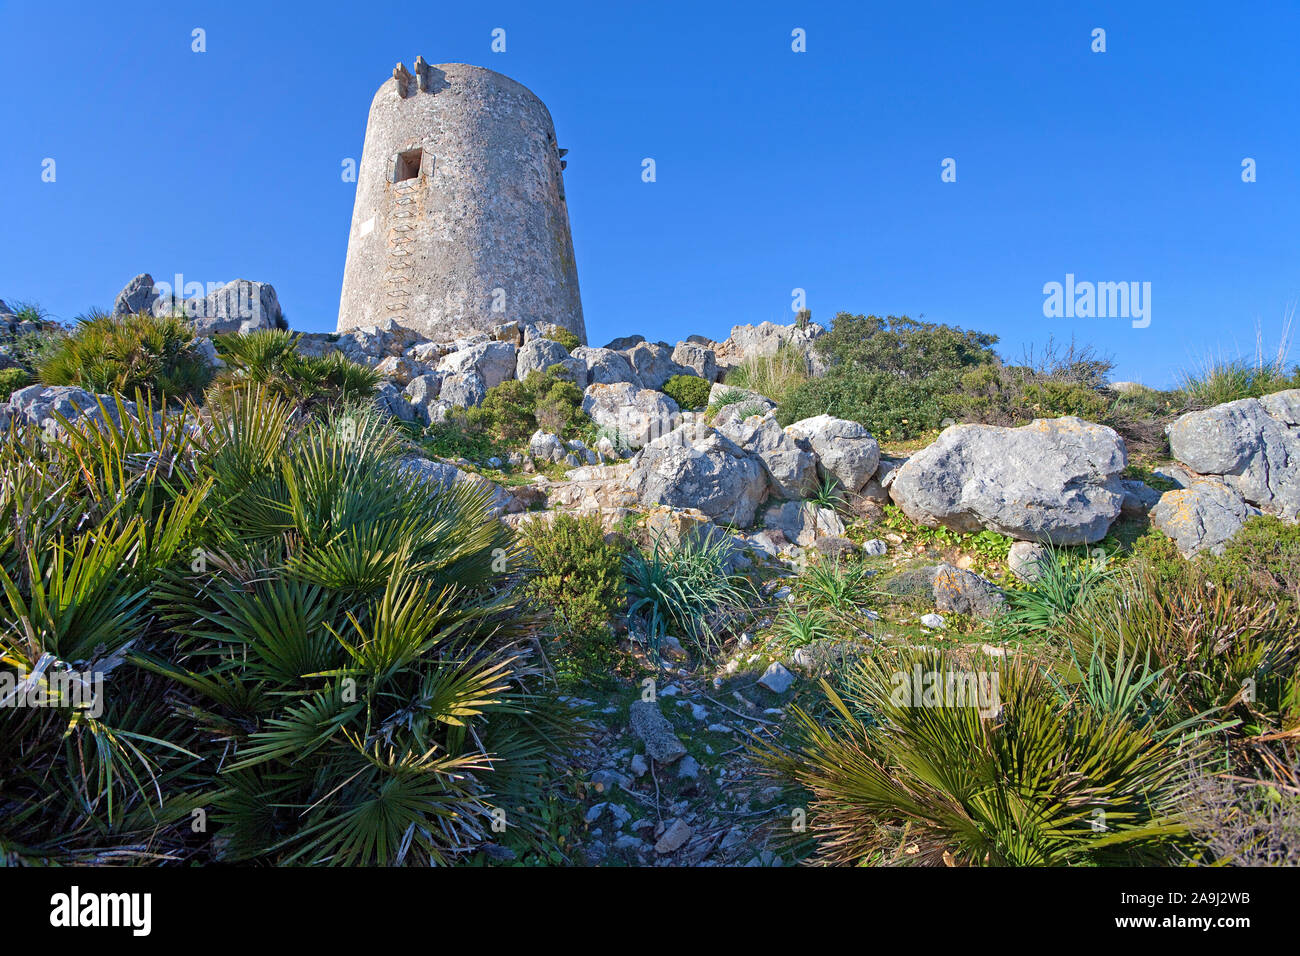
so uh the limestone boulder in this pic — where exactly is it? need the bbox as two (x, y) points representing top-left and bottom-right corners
(603, 334), (645, 351)
(713, 320), (826, 371)
(785, 414), (881, 493)
(373, 383), (417, 422)
(402, 373), (446, 424)
(761, 500), (845, 547)
(155, 279), (285, 336)
(397, 456), (510, 516)
(439, 370), (488, 409)
(716, 413), (818, 499)
(888, 417), (1128, 544)
(1150, 481), (1259, 557)
(1167, 390), (1300, 519)
(932, 564), (1005, 619)
(529, 429), (566, 463)
(374, 354), (425, 386)
(1007, 541), (1049, 583)
(671, 342), (719, 382)
(572, 346), (642, 388)
(581, 382), (680, 451)
(437, 340), (516, 389)
(7, 384), (145, 434)
(516, 337), (586, 386)
(623, 341), (689, 391)
(627, 422), (768, 527)
(112, 273), (159, 315)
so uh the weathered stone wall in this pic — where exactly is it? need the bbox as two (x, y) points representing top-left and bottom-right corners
(337, 61), (585, 342)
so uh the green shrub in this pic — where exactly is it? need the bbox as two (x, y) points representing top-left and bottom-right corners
(519, 513), (625, 687)
(422, 408), (497, 460)
(724, 345), (809, 403)
(761, 646), (1197, 866)
(662, 373), (711, 409)
(0, 367), (32, 399)
(149, 388), (575, 864)
(1205, 515), (1300, 600)
(545, 327), (581, 353)
(476, 367), (585, 443)
(776, 312), (998, 437)
(37, 310), (213, 405)
(997, 545), (1113, 636)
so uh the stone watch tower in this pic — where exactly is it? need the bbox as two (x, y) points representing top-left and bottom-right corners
(337, 60), (585, 342)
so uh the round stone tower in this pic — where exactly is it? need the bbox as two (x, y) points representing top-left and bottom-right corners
(337, 60), (585, 342)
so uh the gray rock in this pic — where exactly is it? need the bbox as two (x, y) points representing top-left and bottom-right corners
(628, 699), (688, 764)
(1120, 479), (1162, 517)
(654, 818), (693, 854)
(582, 382), (680, 450)
(862, 538), (889, 557)
(932, 563), (1005, 618)
(7, 384), (143, 434)
(716, 413), (818, 499)
(761, 500), (845, 547)
(572, 346), (642, 388)
(517, 337), (586, 385)
(758, 661), (796, 694)
(627, 422), (768, 527)
(374, 354), (424, 386)
(1150, 481), (1259, 557)
(629, 754), (649, 778)
(677, 756), (700, 781)
(437, 340), (517, 390)
(528, 429), (566, 463)
(158, 278), (284, 336)
(1167, 390), (1300, 519)
(402, 373), (445, 424)
(920, 613), (946, 629)
(398, 456), (510, 515)
(889, 417), (1128, 544)
(785, 414), (881, 493)
(671, 342), (718, 382)
(373, 382), (417, 422)
(439, 370), (488, 408)
(624, 341), (688, 391)
(1007, 540), (1049, 583)
(604, 334), (645, 351)
(112, 273), (158, 315)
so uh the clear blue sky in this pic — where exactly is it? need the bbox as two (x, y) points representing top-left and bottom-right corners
(3, 0), (1297, 387)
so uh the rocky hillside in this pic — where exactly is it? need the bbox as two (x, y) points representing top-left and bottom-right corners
(1, 276), (1296, 868)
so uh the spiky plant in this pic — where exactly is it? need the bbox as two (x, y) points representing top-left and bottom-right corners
(1056, 563), (1300, 755)
(0, 395), (209, 864)
(213, 329), (380, 415)
(37, 311), (213, 406)
(760, 646), (1200, 866)
(624, 529), (755, 657)
(142, 386), (575, 864)
(999, 544), (1111, 636)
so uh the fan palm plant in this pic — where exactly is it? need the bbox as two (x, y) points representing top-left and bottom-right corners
(143, 386), (574, 864)
(759, 645), (1201, 866)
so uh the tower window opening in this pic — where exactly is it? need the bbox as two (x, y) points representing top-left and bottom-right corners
(394, 148), (423, 182)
